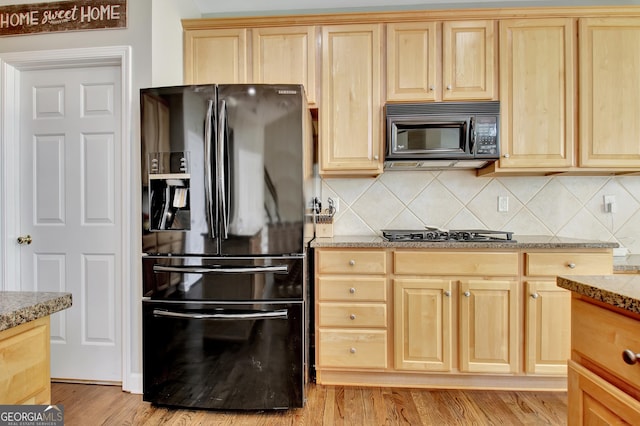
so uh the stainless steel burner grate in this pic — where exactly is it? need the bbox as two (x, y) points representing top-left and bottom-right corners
(381, 228), (515, 242)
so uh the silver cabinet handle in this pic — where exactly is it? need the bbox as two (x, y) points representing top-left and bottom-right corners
(623, 349), (640, 365)
(350, 347), (357, 354)
(503, 153), (510, 158)
(444, 291), (451, 297)
(446, 84), (452, 90)
(429, 85), (435, 91)
(153, 309), (288, 321)
(349, 287), (356, 294)
(349, 259), (356, 266)
(373, 155), (379, 160)
(568, 263), (576, 269)
(17, 235), (32, 245)
(350, 314), (356, 320)
(531, 293), (539, 299)
(464, 291), (471, 297)
(153, 265), (288, 274)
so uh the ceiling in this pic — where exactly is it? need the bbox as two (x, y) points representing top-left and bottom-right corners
(192, 0), (554, 15)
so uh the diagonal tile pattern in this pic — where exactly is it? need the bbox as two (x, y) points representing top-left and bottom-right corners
(322, 171), (640, 254)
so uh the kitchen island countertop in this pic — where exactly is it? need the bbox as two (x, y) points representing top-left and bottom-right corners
(0, 291), (72, 332)
(557, 274), (640, 315)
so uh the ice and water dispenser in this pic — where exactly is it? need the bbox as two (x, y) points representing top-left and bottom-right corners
(148, 152), (191, 231)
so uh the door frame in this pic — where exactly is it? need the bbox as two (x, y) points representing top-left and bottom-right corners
(0, 46), (135, 391)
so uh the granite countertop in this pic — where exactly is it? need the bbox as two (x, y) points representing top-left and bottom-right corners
(0, 292), (72, 332)
(557, 275), (640, 315)
(311, 235), (619, 250)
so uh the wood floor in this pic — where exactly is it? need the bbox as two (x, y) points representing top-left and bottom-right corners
(51, 382), (567, 425)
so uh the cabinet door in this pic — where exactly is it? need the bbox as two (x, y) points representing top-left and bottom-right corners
(568, 360), (640, 426)
(184, 29), (248, 84)
(580, 17), (640, 168)
(386, 22), (439, 101)
(498, 18), (576, 169)
(459, 279), (519, 374)
(394, 278), (453, 372)
(252, 26), (317, 105)
(525, 280), (571, 375)
(442, 20), (497, 101)
(320, 24), (383, 176)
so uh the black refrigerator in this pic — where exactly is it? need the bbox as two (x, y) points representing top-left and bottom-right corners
(140, 84), (315, 410)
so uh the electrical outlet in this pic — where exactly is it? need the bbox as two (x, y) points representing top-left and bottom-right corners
(604, 195), (617, 213)
(498, 196), (509, 212)
(327, 197), (340, 213)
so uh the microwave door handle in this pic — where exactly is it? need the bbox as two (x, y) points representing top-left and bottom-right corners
(469, 117), (476, 155)
(153, 309), (288, 321)
(204, 99), (216, 238)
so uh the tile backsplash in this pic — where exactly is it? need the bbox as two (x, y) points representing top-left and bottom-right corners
(321, 171), (640, 254)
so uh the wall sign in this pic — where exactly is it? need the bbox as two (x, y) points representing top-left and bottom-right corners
(0, 0), (127, 36)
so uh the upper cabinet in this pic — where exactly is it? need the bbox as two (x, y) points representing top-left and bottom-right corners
(579, 17), (640, 168)
(252, 26), (318, 105)
(183, 25), (318, 105)
(492, 18), (576, 171)
(386, 20), (497, 102)
(320, 24), (383, 176)
(184, 28), (248, 84)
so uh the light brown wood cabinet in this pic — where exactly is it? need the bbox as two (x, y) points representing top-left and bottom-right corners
(568, 297), (640, 425)
(393, 251), (520, 374)
(183, 25), (318, 104)
(579, 17), (640, 168)
(251, 26), (318, 105)
(386, 20), (497, 102)
(315, 249), (388, 372)
(491, 18), (576, 172)
(524, 251), (612, 376)
(320, 24), (383, 176)
(0, 317), (51, 404)
(184, 28), (248, 84)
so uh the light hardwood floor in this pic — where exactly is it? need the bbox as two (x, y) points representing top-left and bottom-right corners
(51, 382), (567, 425)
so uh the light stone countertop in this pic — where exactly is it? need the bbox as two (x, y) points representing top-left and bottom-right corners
(557, 275), (640, 315)
(0, 291), (72, 332)
(310, 235), (618, 250)
(613, 254), (640, 273)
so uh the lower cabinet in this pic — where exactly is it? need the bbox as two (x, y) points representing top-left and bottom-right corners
(314, 247), (612, 389)
(0, 316), (51, 404)
(568, 297), (640, 425)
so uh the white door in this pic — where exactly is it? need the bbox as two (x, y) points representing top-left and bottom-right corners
(18, 65), (122, 382)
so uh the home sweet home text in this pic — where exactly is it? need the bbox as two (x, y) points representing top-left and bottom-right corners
(0, 0), (127, 36)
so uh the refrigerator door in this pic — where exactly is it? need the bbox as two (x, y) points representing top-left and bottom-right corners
(217, 85), (309, 256)
(141, 85), (219, 255)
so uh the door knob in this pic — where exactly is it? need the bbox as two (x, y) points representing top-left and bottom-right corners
(17, 235), (32, 245)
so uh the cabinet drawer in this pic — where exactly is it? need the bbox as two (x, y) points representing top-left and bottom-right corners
(526, 252), (612, 276)
(318, 329), (387, 368)
(318, 276), (386, 301)
(572, 298), (640, 392)
(317, 250), (387, 274)
(394, 251), (518, 276)
(318, 303), (387, 328)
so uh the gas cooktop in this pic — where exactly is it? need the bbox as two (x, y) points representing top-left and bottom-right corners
(381, 228), (516, 243)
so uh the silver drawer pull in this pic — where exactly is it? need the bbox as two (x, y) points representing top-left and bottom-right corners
(567, 262), (576, 269)
(623, 349), (640, 365)
(153, 265), (288, 274)
(531, 293), (539, 299)
(350, 347), (356, 354)
(463, 291), (471, 297)
(350, 314), (356, 320)
(349, 259), (356, 266)
(349, 287), (356, 294)
(444, 291), (451, 297)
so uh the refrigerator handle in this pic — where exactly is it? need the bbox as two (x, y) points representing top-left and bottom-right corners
(218, 100), (229, 239)
(204, 99), (216, 238)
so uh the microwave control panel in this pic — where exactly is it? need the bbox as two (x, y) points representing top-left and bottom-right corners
(474, 116), (499, 156)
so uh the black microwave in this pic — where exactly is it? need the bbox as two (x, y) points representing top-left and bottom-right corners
(384, 101), (500, 170)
